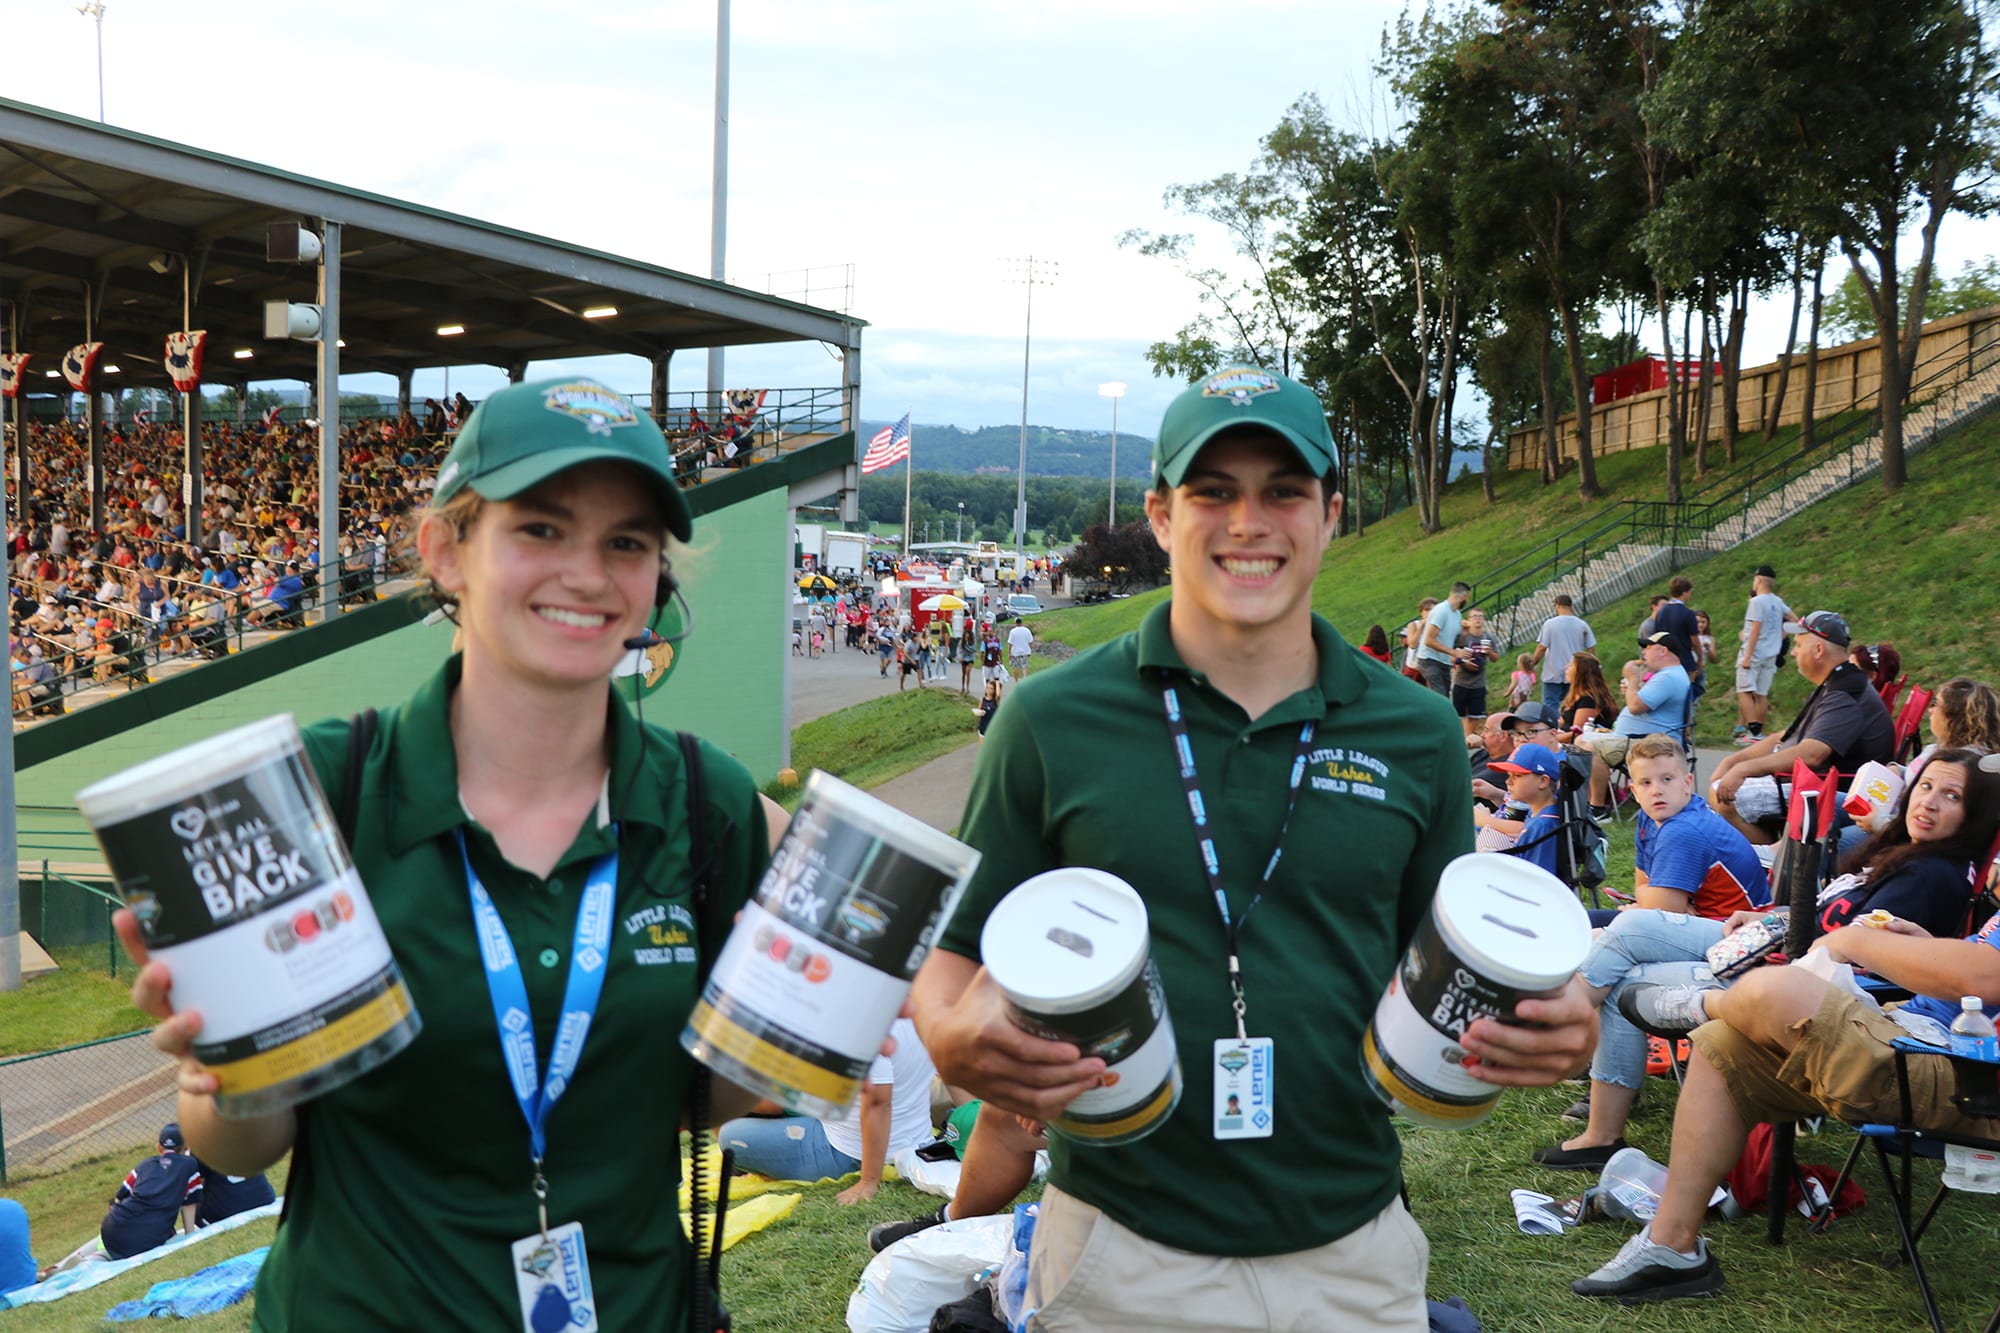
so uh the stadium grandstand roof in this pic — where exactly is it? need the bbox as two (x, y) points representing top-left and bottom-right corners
(0, 97), (863, 392)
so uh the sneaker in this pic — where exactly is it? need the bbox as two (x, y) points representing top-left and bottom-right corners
(1571, 1224), (1724, 1303)
(1588, 804), (1613, 822)
(1618, 982), (1718, 1038)
(1561, 1097), (1592, 1122)
(1732, 732), (1759, 746)
(867, 1202), (949, 1253)
(1730, 725), (1748, 741)
(1534, 1137), (1630, 1171)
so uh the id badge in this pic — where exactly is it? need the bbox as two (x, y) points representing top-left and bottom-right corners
(1212, 1036), (1274, 1139)
(511, 1222), (598, 1333)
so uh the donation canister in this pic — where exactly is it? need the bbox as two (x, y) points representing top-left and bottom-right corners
(981, 868), (1181, 1146)
(1362, 852), (1590, 1129)
(76, 715), (419, 1118)
(683, 770), (978, 1120)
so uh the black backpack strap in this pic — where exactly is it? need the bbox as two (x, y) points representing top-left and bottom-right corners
(279, 709), (377, 1231)
(677, 730), (732, 1332)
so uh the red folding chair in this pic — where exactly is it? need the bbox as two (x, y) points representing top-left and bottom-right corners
(1880, 673), (1908, 713)
(1893, 686), (1934, 762)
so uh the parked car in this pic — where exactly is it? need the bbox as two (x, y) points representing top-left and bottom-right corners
(1004, 594), (1044, 618)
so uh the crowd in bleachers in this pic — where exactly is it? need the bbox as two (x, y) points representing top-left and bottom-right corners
(6, 415), (444, 717)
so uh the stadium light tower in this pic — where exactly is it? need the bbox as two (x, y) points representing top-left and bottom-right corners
(1004, 256), (1057, 568)
(1098, 381), (1126, 528)
(75, 1), (106, 123)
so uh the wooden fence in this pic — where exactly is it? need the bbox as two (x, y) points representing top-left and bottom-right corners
(1505, 305), (2000, 470)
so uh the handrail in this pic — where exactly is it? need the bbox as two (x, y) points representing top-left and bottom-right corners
(1682, 323), (2000, 502)
(11, 543), (396, 722)
(1464, 323), (2000, 637)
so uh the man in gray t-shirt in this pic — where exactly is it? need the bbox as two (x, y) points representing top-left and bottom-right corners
(1418, 582), (1470, 695)
(1531, 594), (1596, 715)
(1734, 564), (1794, 742)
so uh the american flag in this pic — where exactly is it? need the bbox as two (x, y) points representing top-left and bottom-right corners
(861, 413), (911, 474)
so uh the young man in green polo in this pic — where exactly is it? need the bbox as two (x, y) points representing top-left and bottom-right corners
(911, 366), (1598, 1332)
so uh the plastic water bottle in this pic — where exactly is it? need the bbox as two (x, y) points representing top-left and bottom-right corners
(1598, 1147), (1668, 1221)
(1942, 997), (2000, 1192)
(1950, 995), (1999, 1062)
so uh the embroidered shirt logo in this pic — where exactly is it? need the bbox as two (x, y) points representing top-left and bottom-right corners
(623, 902), (696, 966)
(1308, 746), (1390, 802)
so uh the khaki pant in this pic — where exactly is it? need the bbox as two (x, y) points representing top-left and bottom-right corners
(1023, 1186), (1429, 1333)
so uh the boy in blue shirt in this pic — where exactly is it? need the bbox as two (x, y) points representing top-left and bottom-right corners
(1490, 742), (1565, 880)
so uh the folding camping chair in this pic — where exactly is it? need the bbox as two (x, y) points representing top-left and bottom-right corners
(1808, 1036), (2000, 1333)
(1894, 685), (1935, 763)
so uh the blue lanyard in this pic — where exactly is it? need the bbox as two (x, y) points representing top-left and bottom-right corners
(1160, 682), (1316, 1038)
(461, 832), (618, 1221)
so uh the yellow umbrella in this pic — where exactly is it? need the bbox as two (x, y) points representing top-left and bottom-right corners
(917, 593), (968, 611)
(797, 574), (836, 592)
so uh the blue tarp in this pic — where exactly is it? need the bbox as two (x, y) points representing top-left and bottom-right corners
(105, 1247), (268, 1320)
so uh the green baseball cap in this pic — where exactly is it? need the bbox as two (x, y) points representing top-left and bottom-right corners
(431, 377), (693, 542)
(1152, 365), (1339, 489)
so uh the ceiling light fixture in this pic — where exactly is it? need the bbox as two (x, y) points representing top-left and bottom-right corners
(437, 324), (465, 337)
(582, 306), (618, 320)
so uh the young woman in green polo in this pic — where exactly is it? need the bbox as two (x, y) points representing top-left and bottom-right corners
(116, 377), (770, 1331)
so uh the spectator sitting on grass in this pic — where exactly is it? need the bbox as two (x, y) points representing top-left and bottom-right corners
(0, 1198), (34, 1295)
(718, 1019), (937, 1204)
(194, 1161), (276, 1226)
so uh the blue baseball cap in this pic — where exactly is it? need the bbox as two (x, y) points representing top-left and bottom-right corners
(1491, 742), (1561, 781)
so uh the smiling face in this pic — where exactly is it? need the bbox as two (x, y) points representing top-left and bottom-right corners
(420, 460), (666, 693)
(1904, 762), (1969, 844)
(1144, 430), (1340, 646)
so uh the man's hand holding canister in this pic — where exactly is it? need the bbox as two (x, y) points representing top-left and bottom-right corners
(911, 950), (1106, 1121)
(1457, 973), (1598, 1085)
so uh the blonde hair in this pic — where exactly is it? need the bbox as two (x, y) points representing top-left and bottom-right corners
(1627, 733), (1688, 768)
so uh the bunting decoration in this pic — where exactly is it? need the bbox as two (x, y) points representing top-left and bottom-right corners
(262, 403), (285, 429)
(62, 342), (105, 392)
(0, 353), (27, 399)
(165, 330), (208, 392)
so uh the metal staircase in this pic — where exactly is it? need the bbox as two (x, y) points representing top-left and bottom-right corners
(1471, 337), (2000, 650)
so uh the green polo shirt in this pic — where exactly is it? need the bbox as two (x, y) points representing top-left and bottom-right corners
(941, 603), (1470, 1257)
(252, 656), (766, 1331)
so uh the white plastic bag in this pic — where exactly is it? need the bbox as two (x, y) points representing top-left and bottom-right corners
(846, 1214), (1014, 1333)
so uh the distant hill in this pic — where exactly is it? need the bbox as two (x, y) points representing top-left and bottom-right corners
(858, 419), (1488, 483)
(860, 421), (1159, 482)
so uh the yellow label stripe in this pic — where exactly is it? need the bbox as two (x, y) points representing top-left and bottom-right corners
(212, 982), (415, 1096)
(686, 1001), (860, 1105)
(1361, 1029), (1493, 1125)
(1056, 1074), (1178, 1142)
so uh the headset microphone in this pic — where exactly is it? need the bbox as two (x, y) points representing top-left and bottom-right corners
(622, 628), (660, 651)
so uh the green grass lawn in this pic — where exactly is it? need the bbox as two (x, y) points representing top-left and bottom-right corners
(0, 946), (141, 1059)
(10, 1089), (1997, 1332)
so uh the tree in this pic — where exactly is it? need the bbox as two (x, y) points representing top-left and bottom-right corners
(1821, 256), (2000, 342)
(1068, 521), (1169, 592)
(1118, 165), (1313, 380)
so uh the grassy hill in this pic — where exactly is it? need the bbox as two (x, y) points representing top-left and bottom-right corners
(1033, 410), (1998, 750)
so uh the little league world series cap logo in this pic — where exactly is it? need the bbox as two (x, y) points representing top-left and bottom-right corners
(1200, 367), (1281, 403)
(542, 381), (639, 436)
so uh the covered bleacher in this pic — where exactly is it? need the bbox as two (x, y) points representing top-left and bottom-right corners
(3, 96), (867, 738)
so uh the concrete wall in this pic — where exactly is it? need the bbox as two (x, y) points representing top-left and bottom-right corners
(16, 486), (792, 833)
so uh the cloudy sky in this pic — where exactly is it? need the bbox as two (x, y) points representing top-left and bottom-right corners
(10, 0), (1997, 439)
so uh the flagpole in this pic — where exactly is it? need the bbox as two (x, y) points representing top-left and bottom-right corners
(901, 410), (913, 560)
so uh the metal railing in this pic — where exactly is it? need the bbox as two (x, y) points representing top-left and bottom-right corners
(1466, 325), (2000, 644)
(11, 542), (405, 725)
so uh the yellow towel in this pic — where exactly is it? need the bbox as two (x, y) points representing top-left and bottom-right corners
(679, 1145), (900, 1209)
(681, 1192), (801, 1252)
